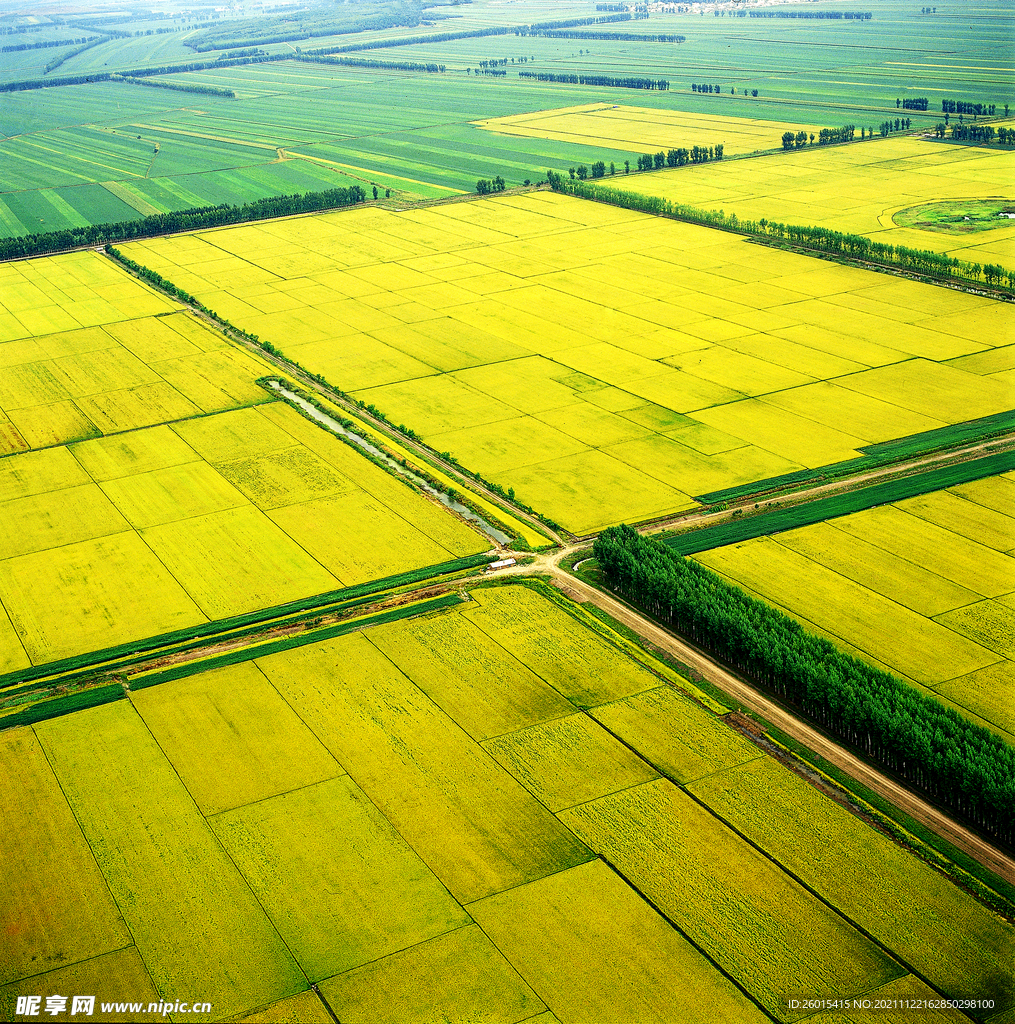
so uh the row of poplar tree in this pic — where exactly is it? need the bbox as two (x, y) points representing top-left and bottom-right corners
(593, 526), (1015, 847)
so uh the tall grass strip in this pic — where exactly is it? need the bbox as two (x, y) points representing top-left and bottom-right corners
(130, 593), (463, 690)
(0, 683), (124, 731)
(666, 451), (1015, 556)
(0, 554), (491, 690)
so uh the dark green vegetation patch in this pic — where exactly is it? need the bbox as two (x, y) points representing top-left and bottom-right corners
(666, 450), (1015, 555)
(595, 525), (1015, 851)
(894, 199), (1015, 234)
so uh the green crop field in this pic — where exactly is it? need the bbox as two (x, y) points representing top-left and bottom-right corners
(3, 583), (1012, 1023)
(1, 0), (1012, 237)
(695, 474), (1015, 740)
(119, 189), (1013, 534)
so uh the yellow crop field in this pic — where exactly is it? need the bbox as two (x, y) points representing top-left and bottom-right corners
(699, 537), (998, 687)
(688, 758), (1015, 1013)
(604, 430), (803, 496)
(809, 976), (967, 1024)
(949, 473), (1015, 522)
(211, 776), (470, 982)
(0, 728), (131, 987)
(366, 607), (575, 742)
(0, 948), (162, 1024)
(0, 483), (129, 561)
(463, 585), (658, 707)
(695, 477), (1015, 738)
(476, 103), (819, 158)
(760, 380), (946, 444)
(36, 700), (306, 1020)
(98, 461), (248, 529)
(68, 422), (200, 480)
(258, 630), (593, 904)
(229, 990), (334, 1024)
(773, 522), (981, 618)
(132, 662), (342, 815)
(0, 253), (278, 455)
(0, 532), (205, 665)
(75, 381), (201, 434)
(591, 685), (761, 784)
(895, 488), (1015, 551)
(838, 358), (1013, 423)
(560, 779), (904, 1021)
(595, 132), (1015, 270)
(120, 191), (1012, 532)
(833, 505), (1015, 597)
(318, 925), (546, 1024)
(0, 362), (488, 666)
(8, 400), (100, 448)
(482, 712), (659, 812)
(4, 578), (1011, 1019)
(936, 599), (1015, 660)
(470, 859), (768, 1024)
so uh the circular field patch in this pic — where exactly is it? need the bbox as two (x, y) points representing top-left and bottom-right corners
(894, 199), (1015, 233)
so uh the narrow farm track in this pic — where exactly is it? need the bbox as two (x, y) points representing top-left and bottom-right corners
(627, 430), (1015, 543)
(513, 556), (1015, 887)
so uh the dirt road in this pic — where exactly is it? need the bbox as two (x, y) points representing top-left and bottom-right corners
(496, 553), (1015, 885)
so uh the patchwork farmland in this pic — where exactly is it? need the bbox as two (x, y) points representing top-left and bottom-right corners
(120, 190), (1012, 534)
(1, 0), (1014, 1019)
(3, 585), (1013, 1023)
(587, 129), (1015, 274)
(0, 251), (489, 671)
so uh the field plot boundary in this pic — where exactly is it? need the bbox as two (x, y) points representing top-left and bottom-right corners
(0, 592), (465, 733)
(477, 576), (727, 715)
(0, 682), (125, 731)
(0, 552), (492, 691)
(697, 408), (1015, 503)
(665, 449), (1015, 555)
(100, 239), (555, 548)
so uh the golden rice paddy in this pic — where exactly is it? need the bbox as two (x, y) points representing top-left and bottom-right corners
(0, 252), (489, 670)
(475, 102), (820, 158)
(4, 584), (1010, 1022)
(118, 190), (1012, 534)
(594, 128), (1015, 271)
